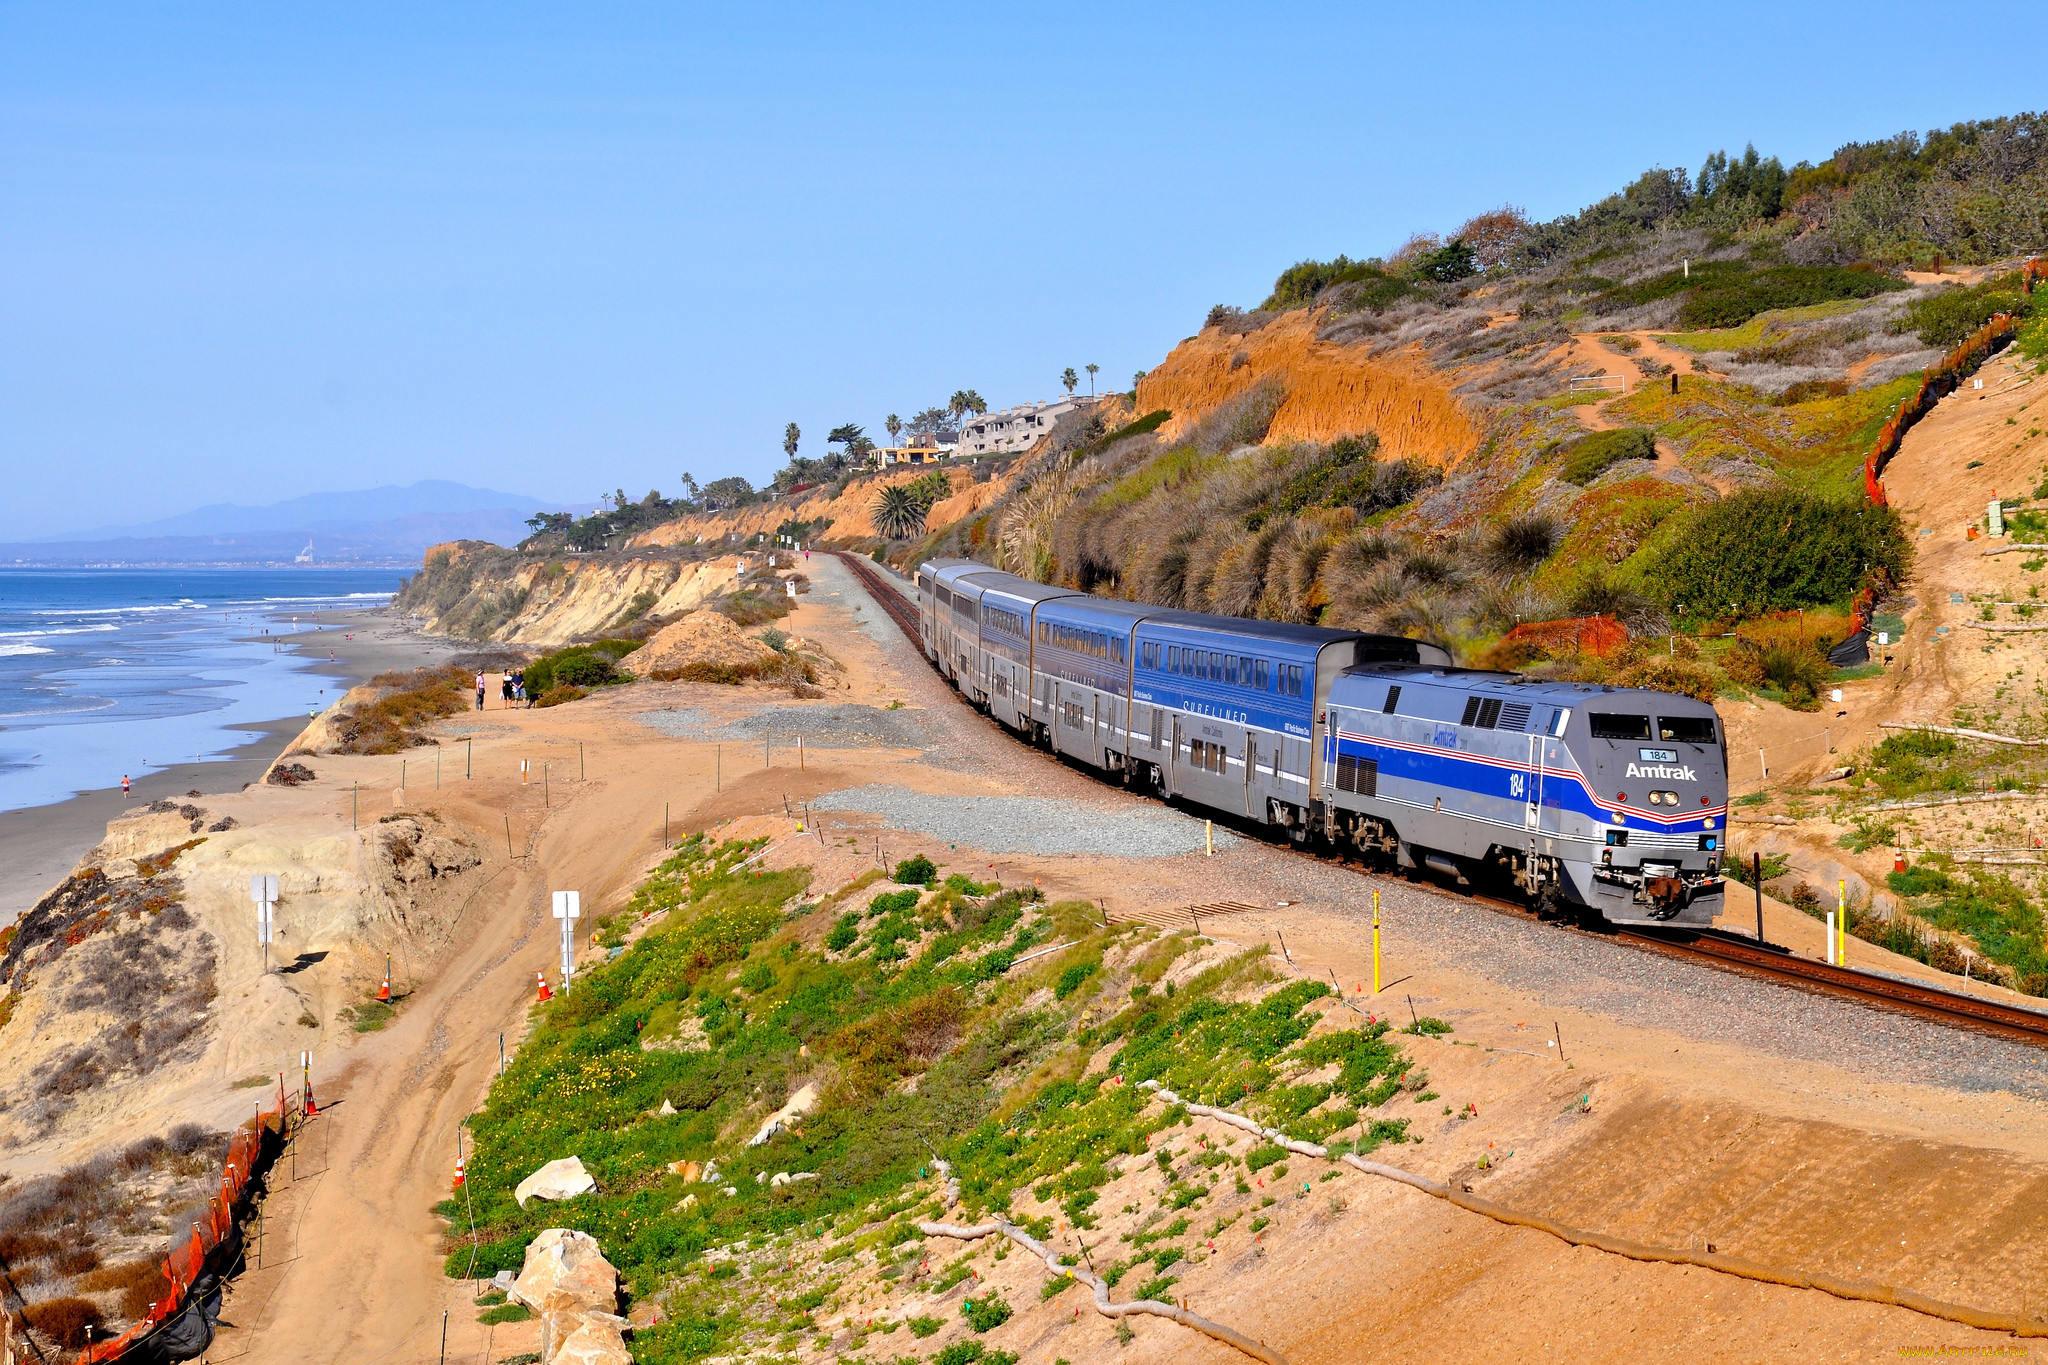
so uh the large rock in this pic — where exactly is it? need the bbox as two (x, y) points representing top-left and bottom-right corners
(512, 1228), (620, 1318)
(746, 1081), (819, 1147)
(515, 1156), (597, 1208)
(550, 1315), (633, 1365)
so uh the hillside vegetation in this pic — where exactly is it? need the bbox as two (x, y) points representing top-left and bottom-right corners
(906, 115), (2048, 699)
(445, 838), (1435, 1362)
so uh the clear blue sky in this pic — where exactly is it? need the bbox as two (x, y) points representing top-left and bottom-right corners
(4, 1), (2043, 539)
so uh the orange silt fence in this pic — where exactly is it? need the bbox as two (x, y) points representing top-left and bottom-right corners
(1851, 294), (2025, 632)
(80, 1085), (299, 1363)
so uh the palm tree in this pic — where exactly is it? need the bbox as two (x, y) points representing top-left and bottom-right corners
(1132, 370), (1147, 393)
(872, 483), (928, 539)
(1061, 367), (1079, 396)
(885, 414), (902, 443)
(1085, 363), (1099, 396)
(783, 423), (800, 461)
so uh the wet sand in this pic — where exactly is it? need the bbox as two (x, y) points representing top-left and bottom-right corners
(0, 606), (454, 924)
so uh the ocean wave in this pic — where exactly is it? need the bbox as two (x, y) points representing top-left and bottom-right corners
(29, 603), (206, 616)
(0, 643), (56, 657)
(0, 624), (121, 638)
(255, 593), (394, 603)
(0, 696), (117, 718)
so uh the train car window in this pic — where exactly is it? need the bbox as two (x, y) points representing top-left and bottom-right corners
(1256, 659), (1270, 690)
(1223, 656), (1238, 685)
(1546, 707), (1571, 737)
(1657, 716), (1716, 744)
(1383, 685), (1401, 714)
(1286, 664), (1305, 696)
(1589, 713), (1652, 740)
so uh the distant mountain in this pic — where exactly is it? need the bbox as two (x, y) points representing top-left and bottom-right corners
(0, 481), (580, 567)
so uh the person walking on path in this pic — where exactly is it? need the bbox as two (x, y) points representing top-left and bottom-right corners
(122, 774), (131, 798)
(475, 671), (486, 711)
(501, 673), (514, 708)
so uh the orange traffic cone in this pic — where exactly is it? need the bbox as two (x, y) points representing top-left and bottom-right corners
(378, 976), (392, 1003)
(304, 1087), (318, 1117)
(453, 1157), (466, 1189)
(536, 971), (552, 1002)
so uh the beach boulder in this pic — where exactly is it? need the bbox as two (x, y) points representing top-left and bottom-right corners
(515, 1156), (597, 1209)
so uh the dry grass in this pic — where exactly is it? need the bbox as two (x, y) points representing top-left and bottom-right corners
(327, 666), (473, 754)
(1136, 310), (1482, 463)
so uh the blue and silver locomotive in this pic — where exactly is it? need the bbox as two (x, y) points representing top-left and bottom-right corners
(915, 559), (1727, 928)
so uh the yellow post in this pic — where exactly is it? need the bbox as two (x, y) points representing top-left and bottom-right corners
(1205, 820), (1213, 857)
(1373, 889), (1382, 994)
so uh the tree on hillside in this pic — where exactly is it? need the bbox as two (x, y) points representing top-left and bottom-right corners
(1419, 238), (1478, 283)
(872, 483), (928, 539)
(885, 413), (902, 443)
(1697, 145), (1788, 221)
(1132, 370), (1147, 393)
(1061, 367), (1079, 396)
(700, 476), (757, 510)
(1085, 363), (1099, 396)
(1453, 206), (1533, 272)
(783, 423), (800, 461)
(949, 390), (987, 423)
(678, 472), (700, 505)
(908, 406), (956, 443)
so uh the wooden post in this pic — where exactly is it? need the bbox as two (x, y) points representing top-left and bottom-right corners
(544, 762), (549, 808)
(1753, 852), (1765, 943)
(466, 737), (473, 778)
(664, 802), (670, 845)
(353, 782), (358, 829)
(505, 815), (513, 860)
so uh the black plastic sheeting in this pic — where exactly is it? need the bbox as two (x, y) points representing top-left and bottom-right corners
(1827, 629), (1870, 667)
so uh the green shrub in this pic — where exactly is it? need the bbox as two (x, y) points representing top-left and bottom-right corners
(1896, 284), (2029, 347)
(1262, 255), (1420, 311)
(869, 889), (920, 918)
(961, 1293), (1012, 1332)
(1755, 642), (1831, 707)
(1676, 265), (1906, 329)
(1134, 1275), (1180, 1303)
(824, 914), (859, 952)
(1560, 427), (1656, 485)
(1053, 962), (1097, 999)
(534, 684), (587, 708)
(477, 1303), (531, 1325)
(1889, 865), (1955, 897)
(1643, 488), (1912, 614)
(908, 1315), (944, 1338)
(524, 639), (641, 695)
(893, 855), (939, 886)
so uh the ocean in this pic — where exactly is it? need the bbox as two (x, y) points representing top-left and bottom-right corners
(0, 567), (407, 813)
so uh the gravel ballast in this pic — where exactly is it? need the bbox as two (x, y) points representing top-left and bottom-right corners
(639, 703), (943, 750)
(809, 782), (1238, 857)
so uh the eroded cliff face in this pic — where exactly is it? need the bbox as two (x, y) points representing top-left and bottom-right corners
(393, 543), (744, 645)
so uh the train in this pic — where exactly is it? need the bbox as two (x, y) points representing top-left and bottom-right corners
(913, 557), (1728, 929)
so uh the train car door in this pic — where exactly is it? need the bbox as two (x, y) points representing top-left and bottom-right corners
(1243, 734), (1255, 815)
(1170, 717), (1183, 796)
(1524, 734), (1542, 832)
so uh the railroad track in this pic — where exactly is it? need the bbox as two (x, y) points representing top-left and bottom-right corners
(833, 553), (2048, 1050)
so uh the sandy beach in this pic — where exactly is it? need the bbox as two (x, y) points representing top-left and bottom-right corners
(0, 604), (455, 923)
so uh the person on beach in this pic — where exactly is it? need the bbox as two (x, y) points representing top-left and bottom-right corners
(475, 671), (486, 710)
(122, 774), (131, 798)
(501, 673), (514, 708)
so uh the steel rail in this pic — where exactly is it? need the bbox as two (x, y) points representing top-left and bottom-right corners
(833, 552), (2048, 1050)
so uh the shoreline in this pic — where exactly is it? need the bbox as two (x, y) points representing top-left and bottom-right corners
(0, 605), (455, 924)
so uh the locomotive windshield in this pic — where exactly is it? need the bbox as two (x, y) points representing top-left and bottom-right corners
(1589, 713), (1652, 740)
(1657, 715), (1716, 744)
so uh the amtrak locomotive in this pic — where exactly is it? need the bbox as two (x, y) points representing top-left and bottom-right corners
(915, 558), (1728, 928)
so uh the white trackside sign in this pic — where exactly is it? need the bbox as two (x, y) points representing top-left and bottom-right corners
(1626, 761), (1697, 780)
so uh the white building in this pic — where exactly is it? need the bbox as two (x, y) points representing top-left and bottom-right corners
(956, 395), (1096, 459)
